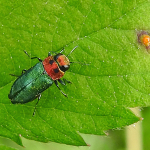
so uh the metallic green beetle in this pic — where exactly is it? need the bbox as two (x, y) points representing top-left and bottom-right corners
(8, 47), (78, 109)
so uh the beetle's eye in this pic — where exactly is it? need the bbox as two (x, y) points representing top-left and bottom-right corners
(59, 65), (70, 72)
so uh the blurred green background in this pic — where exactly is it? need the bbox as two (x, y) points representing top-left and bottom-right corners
(0, 107), (149, 150)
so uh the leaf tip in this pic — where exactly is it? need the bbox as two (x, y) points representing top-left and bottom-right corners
(139, 117), (144, 121)
(86, 144), (91, 147)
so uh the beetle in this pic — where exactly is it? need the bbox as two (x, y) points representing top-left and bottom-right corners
(137, 31), (150, 50)
(8, 46), (78, 114)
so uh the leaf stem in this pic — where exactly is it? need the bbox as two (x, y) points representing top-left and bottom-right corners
(126, 108), (143, 150)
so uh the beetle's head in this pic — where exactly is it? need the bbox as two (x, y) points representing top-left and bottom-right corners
(54, 53), (70, 72)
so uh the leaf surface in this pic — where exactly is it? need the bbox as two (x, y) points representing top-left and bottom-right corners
(0, 0), (149, 146)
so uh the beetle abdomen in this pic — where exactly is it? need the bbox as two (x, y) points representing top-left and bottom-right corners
(9, 62), (53, 104)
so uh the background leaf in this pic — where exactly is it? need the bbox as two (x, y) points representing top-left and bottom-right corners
(0, 145), (16, 150)
(0, 0), (149, 147)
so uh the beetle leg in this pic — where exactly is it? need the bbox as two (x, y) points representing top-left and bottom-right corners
(9, 74), (20, 77)
(31, 56), (42, 62)
(48, 47), (65, 56)
(58, 79), (66, 85)
(9, 69), (27, 77)
(9, 68), (28, 77)
(24, 50), (42, 62)
(54, 80), (67, 97)
(63, 78), (72, 84)
(48, 52), (51, 56)
(48, 46), (65, 56)
(58, 79), (72, 85)
(21, 69), (27, 74)
(48, 51), (57, 56)
(33, 94), (41, 116)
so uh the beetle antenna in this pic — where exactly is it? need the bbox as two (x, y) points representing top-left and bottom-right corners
(66, 46), (78, 57)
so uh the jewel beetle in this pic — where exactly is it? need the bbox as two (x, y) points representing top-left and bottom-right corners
(8, 46), (78, 114)
(137, 31), (150, 49)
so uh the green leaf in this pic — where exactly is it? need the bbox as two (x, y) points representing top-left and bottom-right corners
(0, 145), (17, 150)
(0, 0), (149, 146)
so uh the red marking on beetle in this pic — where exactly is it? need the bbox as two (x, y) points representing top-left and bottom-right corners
(57, 55), (70, 67)
(43, 56), (64, 80)
(138, 31), (150, 49)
